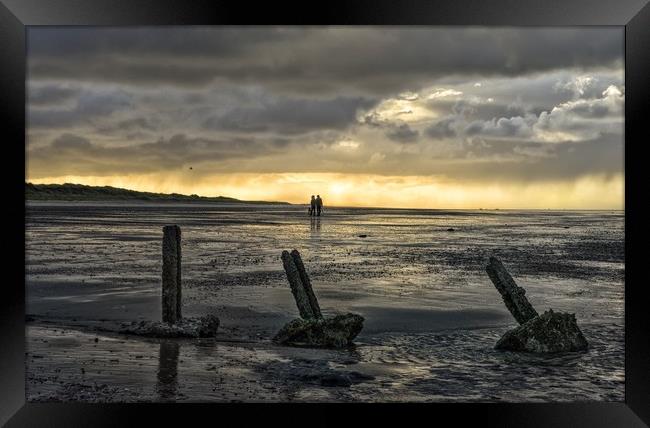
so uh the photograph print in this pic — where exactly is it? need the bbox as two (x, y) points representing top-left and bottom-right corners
(25, 26), (624, 402)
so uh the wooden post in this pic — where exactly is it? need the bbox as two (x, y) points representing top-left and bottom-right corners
(281, 250), (315, 319)
(290, 249), (322, 319)
(162, 225), (182, 324)
(486, 256), (538, 325)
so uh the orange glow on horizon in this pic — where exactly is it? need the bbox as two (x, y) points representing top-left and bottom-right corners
(27, 173), (624, 210)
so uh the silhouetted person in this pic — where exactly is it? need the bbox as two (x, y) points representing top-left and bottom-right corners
(316, 195), (323, 216)
(309, 195), (316, 216)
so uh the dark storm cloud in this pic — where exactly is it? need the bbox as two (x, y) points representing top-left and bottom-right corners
(28, 133), (282, 177)
(93, 117), (159, 134)
(27, 128), (623, 185)
(446, 100), (529, 122)
(425, 117), (458, 139)
(451, 139), (555, 160)
(29, 90), (132, 128)
(28, 85), (79, 106)
(27, 27), (298, 58)
(359, 133), (621, 182)
(567, 103), (610, 118)
(202, 96), (375, 134)
(465, 116), (536, 139)
(454, 133), (623, 182)
(51, 133), (92, 150)
(28, 27), (623, 93)
(386, 123), (419, 143)
(25, 27), (623, 190)
(426, 111), (537, 142)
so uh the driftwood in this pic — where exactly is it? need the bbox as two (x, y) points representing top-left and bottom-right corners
(486, 256), (538, 325)
(162, 225), (182, 324)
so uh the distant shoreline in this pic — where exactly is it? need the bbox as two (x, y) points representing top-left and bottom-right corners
(25, 183), (623, 211)
(25, 182), (291, 205)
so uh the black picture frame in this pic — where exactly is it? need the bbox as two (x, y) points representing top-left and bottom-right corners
(1, 1), (648, 426)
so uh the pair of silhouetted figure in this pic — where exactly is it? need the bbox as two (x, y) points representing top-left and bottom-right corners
(308, 195), (323, 216)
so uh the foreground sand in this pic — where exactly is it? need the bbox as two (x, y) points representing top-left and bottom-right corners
(26, 203), (625, 402)
(26, 284), (623, 402)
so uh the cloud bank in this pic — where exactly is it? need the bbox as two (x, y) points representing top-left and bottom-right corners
(26, 27), (624, 208)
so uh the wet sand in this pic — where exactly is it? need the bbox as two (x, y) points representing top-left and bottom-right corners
(25, 202), (625, 402)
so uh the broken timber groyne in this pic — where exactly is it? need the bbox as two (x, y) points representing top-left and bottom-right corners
(273, 249), (364, 348)
(486, 256), (588, 353)
(118, 225), (220, 338)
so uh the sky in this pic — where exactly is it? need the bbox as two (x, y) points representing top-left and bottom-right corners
(26, 27), (624, 209)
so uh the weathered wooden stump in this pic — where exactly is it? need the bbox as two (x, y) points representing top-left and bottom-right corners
(486, 256), (538, 325)
(162, 225), (182, 324)
(290, 249), (322, 319)
(281, 250), (316, 319)
(114, 225), (220, 337)
(277, 249), (364, 347)
(486, 256), (588, 353)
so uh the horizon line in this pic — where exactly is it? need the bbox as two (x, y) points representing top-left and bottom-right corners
(26, 181), (624, 212)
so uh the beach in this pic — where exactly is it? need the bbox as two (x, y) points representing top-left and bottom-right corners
(25, 202), (625, 402)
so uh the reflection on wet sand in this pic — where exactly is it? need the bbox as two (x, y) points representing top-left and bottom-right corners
(310, 216), (321, 236)
(156, 341), (180, 400)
